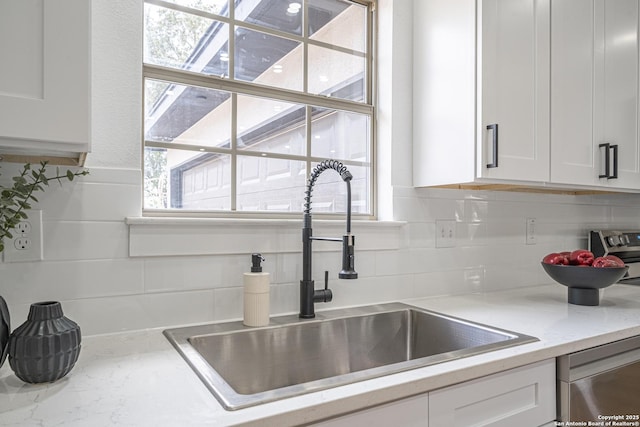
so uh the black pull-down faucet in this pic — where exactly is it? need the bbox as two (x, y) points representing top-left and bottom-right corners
(300, 160), (358, 319)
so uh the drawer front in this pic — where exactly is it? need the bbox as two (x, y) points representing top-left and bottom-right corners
(429, 359), (556, 427)
(312, 394), (429, 427)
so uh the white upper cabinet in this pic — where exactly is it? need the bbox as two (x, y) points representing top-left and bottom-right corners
(413, 0), (550, 188)
(0, 0), (91, 165)
(479, 0), (550, 182)
(551, 0), (640, 189)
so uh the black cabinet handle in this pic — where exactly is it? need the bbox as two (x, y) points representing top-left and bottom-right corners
(599, 143), (610, 178)
(610, 144), (618, 179)
(599, 143), (618, 179)
(486, 124), (498, 168)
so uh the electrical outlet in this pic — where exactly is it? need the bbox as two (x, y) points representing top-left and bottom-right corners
(3, 210), (43, 262)
(16, 221), (32, 235)
(436, 220), (456, 248)
(526, 217), (537, 245)
(14, 237), (33, 250)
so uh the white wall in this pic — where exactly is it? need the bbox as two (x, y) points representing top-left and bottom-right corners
(2, 0), (640, 336)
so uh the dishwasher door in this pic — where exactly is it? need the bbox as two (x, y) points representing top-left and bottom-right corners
(557, 336), (640, 422)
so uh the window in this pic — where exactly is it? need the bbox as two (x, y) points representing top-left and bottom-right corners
(143, 0), (374, 216)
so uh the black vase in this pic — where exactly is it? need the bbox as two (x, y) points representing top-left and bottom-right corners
(0, 296), (9, 368)
(8, 301), (81, 383)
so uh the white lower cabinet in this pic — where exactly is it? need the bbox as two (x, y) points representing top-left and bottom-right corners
(312, 359), (556, 427)
(429, 359), (556, 427)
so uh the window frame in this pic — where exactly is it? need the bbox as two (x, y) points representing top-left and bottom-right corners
(142, 0), (376, 219)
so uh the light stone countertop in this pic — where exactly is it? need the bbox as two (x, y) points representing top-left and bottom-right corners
(2, 283), (640, 427)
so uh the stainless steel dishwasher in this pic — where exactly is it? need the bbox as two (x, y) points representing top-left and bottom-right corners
(557, 335), (640, 422)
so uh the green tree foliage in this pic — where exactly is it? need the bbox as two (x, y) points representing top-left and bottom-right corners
(144, 1), (219, 106)
(144, 149), (168, 209)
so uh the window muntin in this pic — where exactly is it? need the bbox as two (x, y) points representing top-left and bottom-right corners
(143, 0), (373, 216)
(158, 0), (229, 17)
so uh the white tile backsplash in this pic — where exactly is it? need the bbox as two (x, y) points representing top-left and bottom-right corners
(0, 259), (144, 304)
(4, 172), (640, 335)
(61, 290), (217, 335)
(44, 221), (130, 261)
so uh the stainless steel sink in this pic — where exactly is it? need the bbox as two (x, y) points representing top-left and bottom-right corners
(163, 303), (537, 410)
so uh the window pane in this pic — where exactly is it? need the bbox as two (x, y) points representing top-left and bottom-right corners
(237, 0), (302, 36)
(145, 79), (231, 148)
(144, 147), (170, 209)
(158, 148), (232, 210)
(310, 162), (369, 214)
(309, 0), (366, 52)
(234, 27), (302, 91)
(311, 107), (369, 161)
(237, 156), (307, 212)
(237, 95), (305, 155)
(161, 0), (229, 17)
(308, 45), (365, 101)
(144, 4), (229, 76)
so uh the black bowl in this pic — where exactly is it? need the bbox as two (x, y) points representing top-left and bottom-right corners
(541, 263), (629, 306)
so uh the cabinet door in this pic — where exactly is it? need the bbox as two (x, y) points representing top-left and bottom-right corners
(311, 393), (428, 427)
(429, 359), (556, 427)
(550, 0), (596, 186)
(0, 0), (90, 157)
(551, 0), (640, 189)
(595, 0), (640, 189)
(479, 0), (550, 182)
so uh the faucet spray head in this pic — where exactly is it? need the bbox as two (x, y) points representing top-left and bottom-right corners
(338, 234), (358, 279)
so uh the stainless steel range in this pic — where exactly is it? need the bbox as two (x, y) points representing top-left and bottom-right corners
(589, 230), (640, 284)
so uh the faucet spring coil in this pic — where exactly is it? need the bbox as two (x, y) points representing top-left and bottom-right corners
(304, 160), (353, 214)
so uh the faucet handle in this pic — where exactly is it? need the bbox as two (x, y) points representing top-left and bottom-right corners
(313, 271), (333, 303)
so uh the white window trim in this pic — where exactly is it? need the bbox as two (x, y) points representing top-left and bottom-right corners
(126, 216), (404, 257)
(143, 0), (376, 217)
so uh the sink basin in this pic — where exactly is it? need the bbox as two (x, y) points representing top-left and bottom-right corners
(163, 303), (537, 410)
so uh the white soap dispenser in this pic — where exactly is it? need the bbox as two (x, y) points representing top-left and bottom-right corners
(243, 253), (270, 327)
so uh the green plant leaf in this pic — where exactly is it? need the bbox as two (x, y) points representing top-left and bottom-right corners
(0, 161), (88, 252)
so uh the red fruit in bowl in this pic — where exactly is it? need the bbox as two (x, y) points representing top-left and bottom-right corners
(593, 256), (625, 268)
(543, 252), (569, 265)
(569, 249), (595, 266)
(604, 255), (625, 267)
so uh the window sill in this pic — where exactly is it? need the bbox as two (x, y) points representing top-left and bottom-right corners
(126, 217), (406, 257)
